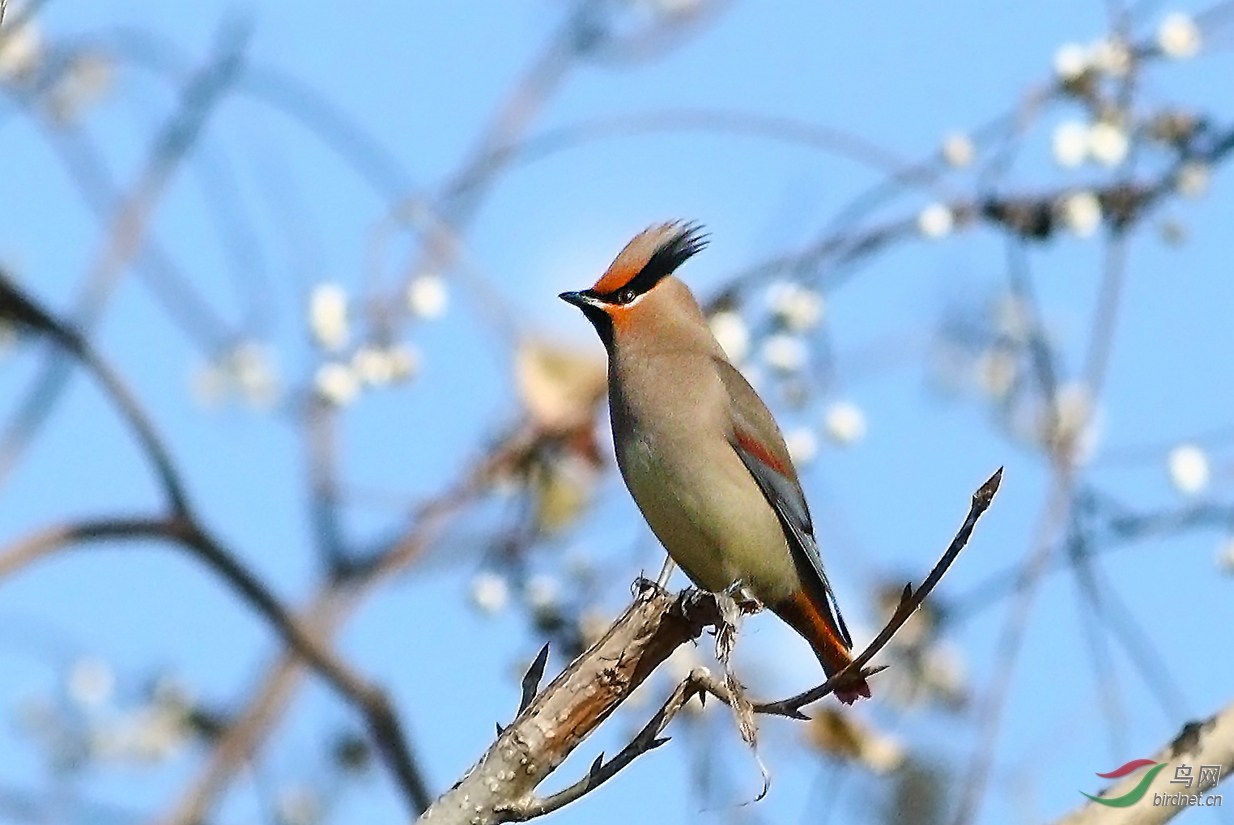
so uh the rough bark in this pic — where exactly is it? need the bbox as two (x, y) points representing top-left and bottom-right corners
(417, 584), (719, 825)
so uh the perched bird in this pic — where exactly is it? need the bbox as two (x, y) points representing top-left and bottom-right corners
(560, 222), (870, 703)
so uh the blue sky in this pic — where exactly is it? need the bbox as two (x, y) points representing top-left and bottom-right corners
(2, 2), (1232, 824)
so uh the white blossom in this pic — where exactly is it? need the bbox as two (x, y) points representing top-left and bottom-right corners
(709, 310), (750, 362)
(0, 12), (42, 80)
(352, 345), (395, 386)
(525, 573), (561, 611)
(976, 350), (1017, 397)
(309, 283), (349, 351)
(1088, 121), (1129, 167)
(407, 274), (448, 319)
(1158, 13), (1201, 59)
(1052, 120), (1089, 167)
(133, 707), (189, 762)
(917, 203), (955, 239)
(193, 342), (280, 409)
(941, 132), (975, 168)
(1046, 383), (1102, 463)
(863, 731), (908, 774)
(1176, 162), (1210, 198)
(1167, 444), (1209, 495)
(470, 571), (510, 614)
(1060, 191), (1103, 237)
(386, 343), (421, 382)
(761, 333), (807, 374)
(67, 657), (114, 709)
(314, 362), (360, 406)
(766, 281), (825, 331)
(1089, 37), (1132, 76)
(1053, 43), (1089, 81)
(97, 693), (192, 763)
(823, 401), (866, 446)
(230, 341), (280, 407)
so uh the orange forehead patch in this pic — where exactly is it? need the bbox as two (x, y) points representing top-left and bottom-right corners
(590, 224), (684, 294)
(591, 259), (639, 295)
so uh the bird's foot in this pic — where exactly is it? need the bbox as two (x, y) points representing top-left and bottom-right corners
(722, 581), (763, 616)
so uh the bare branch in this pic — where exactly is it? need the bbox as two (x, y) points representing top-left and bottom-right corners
(498, 109), (945, 193)
(159, 465), (485, 823)
(418, 470), (1002, 822)
(417, 585), (721, 825)
(156, 521), (435, 815)
(0, 516), (172, 580)
(0, 273), (191, 515)
(0, 18), (247, 487)
(0, 515), (433, 815)
(1051, 697), (1234, 825)
(507, 668), (723, 820)
(757, 467), (1003, 717)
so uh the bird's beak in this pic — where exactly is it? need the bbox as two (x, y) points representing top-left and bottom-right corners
(559, 290), (599, 310)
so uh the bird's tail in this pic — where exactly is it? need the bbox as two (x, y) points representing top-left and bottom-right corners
(773, 590), (871, 704)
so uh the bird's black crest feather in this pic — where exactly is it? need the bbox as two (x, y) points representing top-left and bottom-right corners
(600, 222), (709, 301)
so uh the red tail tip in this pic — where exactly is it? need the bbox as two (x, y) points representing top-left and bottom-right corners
(835, 681), (872, 705)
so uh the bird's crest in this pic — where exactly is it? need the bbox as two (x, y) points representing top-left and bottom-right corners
(590, 221), (708, 299)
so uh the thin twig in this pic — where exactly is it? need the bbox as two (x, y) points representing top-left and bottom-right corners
(160, 467), (480, 824)
(421, 471), (1001, 821)
(0, 514), (433, 816)
(0, 274), (190, 515)
(0, 516), (171, 580)
(172, 521), (433, 814)
(757, 467), (1003, 718)
(0, 19), (248, 487)
(418, 586), (722, 825)
(506, 669), (726, 820)
(497, 109), (949, 197)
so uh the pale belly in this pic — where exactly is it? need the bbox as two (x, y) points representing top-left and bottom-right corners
(616, 430), (799, 602)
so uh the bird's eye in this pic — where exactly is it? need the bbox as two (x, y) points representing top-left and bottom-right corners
(617, 287), (637, 304)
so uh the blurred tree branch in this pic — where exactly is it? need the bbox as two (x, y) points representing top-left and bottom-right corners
(2, 2), (1233, 824)
(1052, 698), (1233, 825)
(0, 18), (248, 487)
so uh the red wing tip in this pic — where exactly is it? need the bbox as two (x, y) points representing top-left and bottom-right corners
(734, 430), (792, 476)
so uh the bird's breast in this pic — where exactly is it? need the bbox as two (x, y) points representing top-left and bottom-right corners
(609, 360), (798, 600)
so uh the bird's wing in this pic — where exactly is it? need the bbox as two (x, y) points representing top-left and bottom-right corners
(713, 356), (853, 648)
